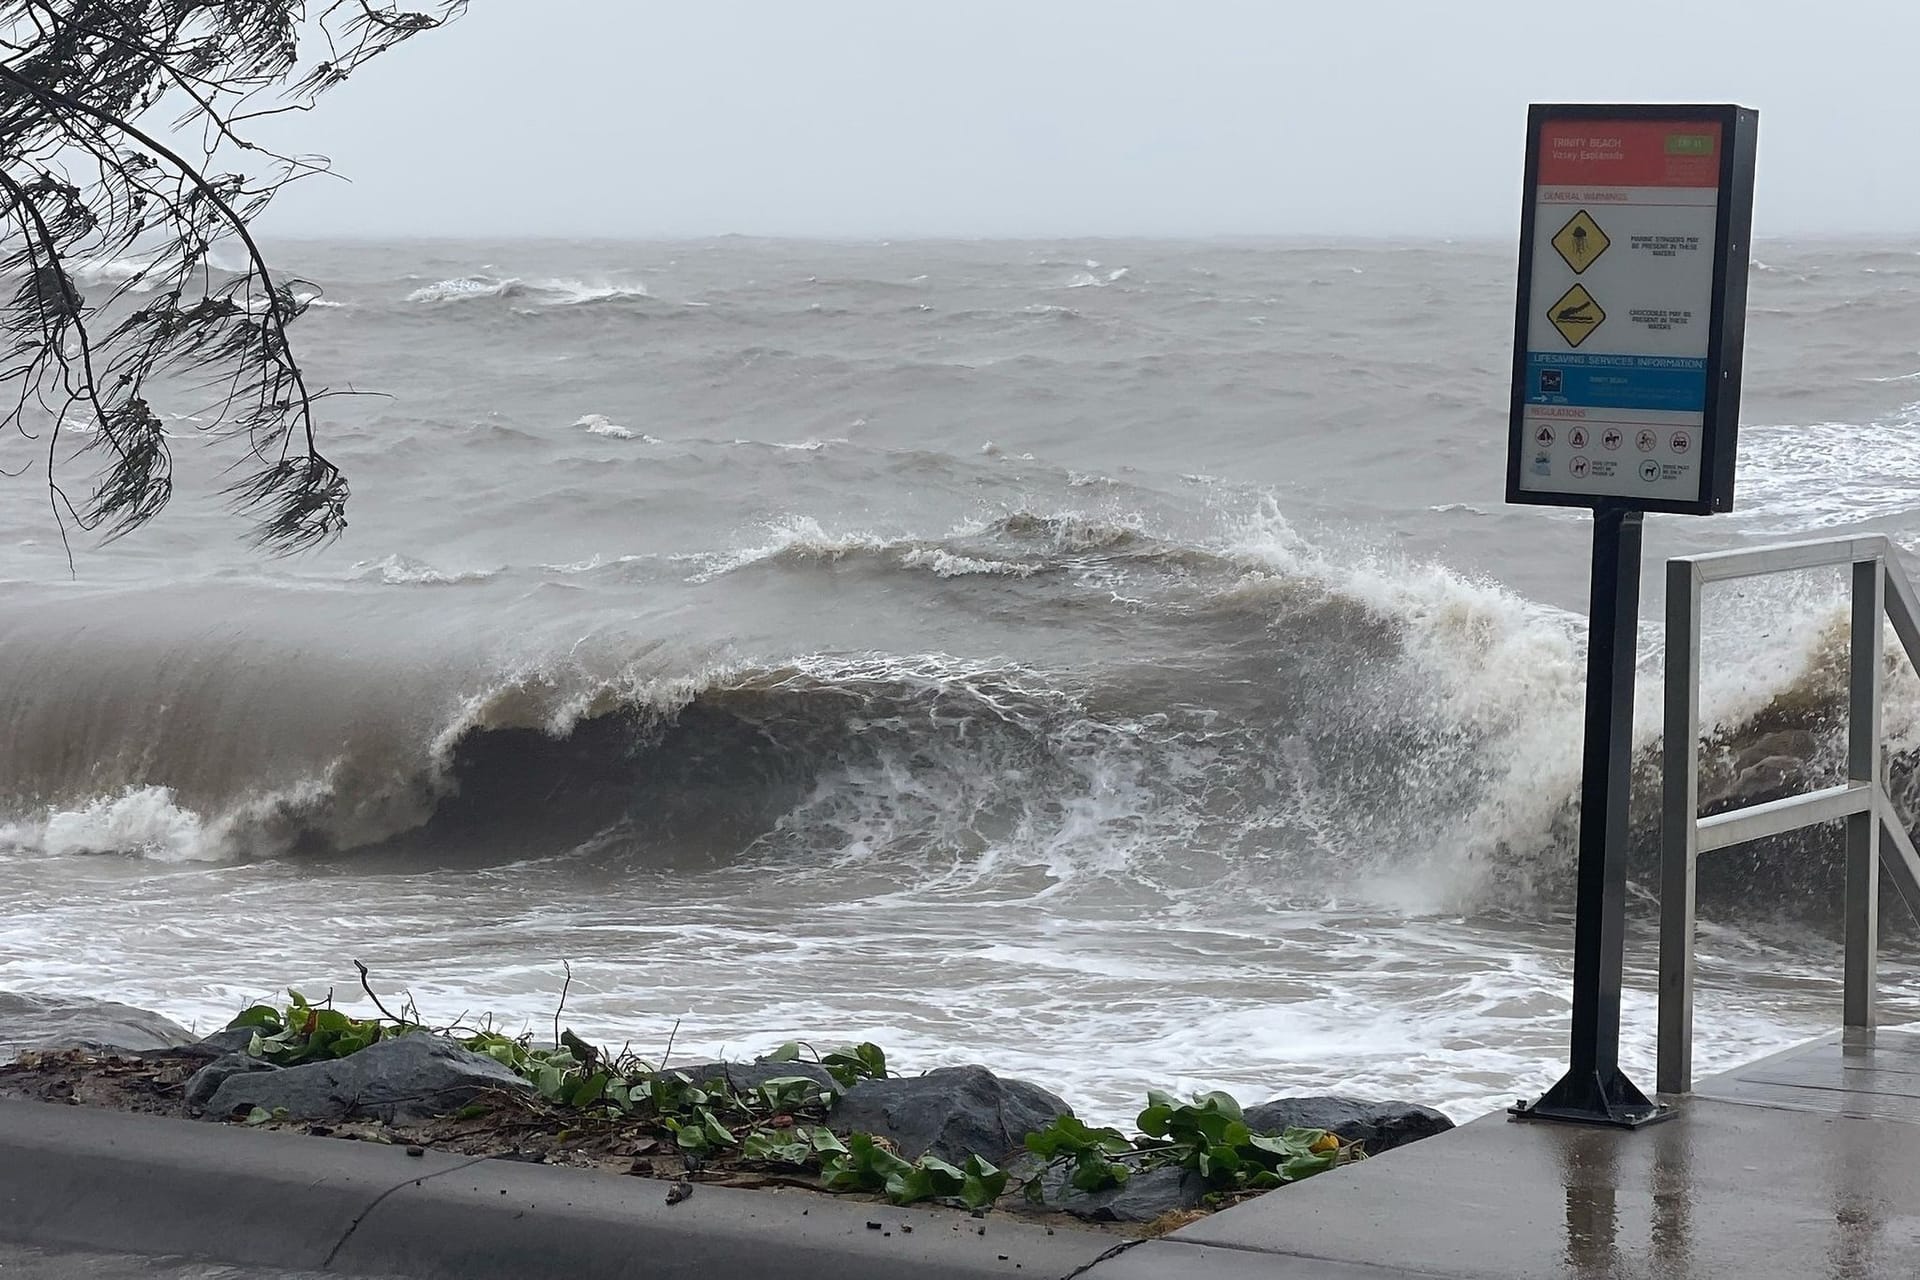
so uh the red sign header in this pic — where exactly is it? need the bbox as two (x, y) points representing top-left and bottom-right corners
(1536, 121), (1722, 188)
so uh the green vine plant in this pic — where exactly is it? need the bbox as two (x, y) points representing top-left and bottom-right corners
(760, 1039), (888, 1090)
(1022, 1090), (1356, 1203)
(212, 967), (1351, 1213)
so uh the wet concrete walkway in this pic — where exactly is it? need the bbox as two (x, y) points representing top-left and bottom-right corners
(1095, 1029), (1920, 1279)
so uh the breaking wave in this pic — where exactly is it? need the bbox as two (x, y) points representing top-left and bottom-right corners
(405, 274), (653, 306)
(0, 504), (1895, 915)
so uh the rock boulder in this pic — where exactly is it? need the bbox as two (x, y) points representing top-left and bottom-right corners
(176, 1026), (262, 1061)
(0, 992), (195, 1062)
(1242, 1095), (1452, 1154)
(184, 1053), (278, 1111)
(201, 1033), (531, 1123)
(1032, 1164), (1207, 1223)
(829, 1065), (1073, 1165)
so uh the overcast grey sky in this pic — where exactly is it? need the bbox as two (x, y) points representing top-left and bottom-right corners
(261, 0), (1920, 239)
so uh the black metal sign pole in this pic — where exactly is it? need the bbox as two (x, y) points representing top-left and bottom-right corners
(1504, 103), (1755, 1128)
(1512, 500), (1661, 1126)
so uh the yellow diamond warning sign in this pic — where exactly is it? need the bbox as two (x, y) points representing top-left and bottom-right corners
(1548, 283), (1605, 348)
(1551, 210), (1610, 274)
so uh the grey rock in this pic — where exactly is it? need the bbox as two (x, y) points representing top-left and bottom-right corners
(201, 1033), (531, 1123)
(1242, 1096), (1453, 1154)
(175, 1027), (262, 1061)
(663, 1060), (842, 1096)
(0, 993), (195, 1062)
(184, 1053), (278, 1111)
(1035, 1164), (1207, 1224)
(829, 1065), (1073, 1165)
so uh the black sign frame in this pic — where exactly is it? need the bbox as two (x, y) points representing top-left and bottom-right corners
(1505, 103), (1758, 516)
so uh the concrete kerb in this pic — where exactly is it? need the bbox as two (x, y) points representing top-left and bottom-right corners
(0, 1099), (1122, 1279)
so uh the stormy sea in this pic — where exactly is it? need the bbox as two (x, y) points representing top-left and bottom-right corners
(3, 236), (1916, 1122)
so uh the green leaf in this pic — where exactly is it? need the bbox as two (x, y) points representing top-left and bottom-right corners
(754, 1076), (829, 1114)
(243, 1106), (272, 1126)
(1023, 1115), (1132, 1159)
(918, 1156), (966, 1190)
(700, 1109), (736, 1148)
(1192, 1091), (1244, 1123)
(310, 1008), (353, 1034)
(571, 1072), (609, 1109)
(822, 1043), (887, 1088)
(453, 1102), (491, 1121)
(559, 1030), (597, 1064)
(865, 1143), (915, 1182)
(1281, 1151), (1338, 1180)
(763, 1042), (804, 1063)
(531, 1064), (570, 1101)
(668, 1117), (711, 1154)
(742, 1129), (813, 1165)
(1071, 1150), (1129, 1192)
(226, 1005), (283, 1032)
(808, 1128), (848, 1156)
(1248, 1132), (1314, 1159)
(886, 1166), (935, 1204)
(960, 1156), (1008, 1209)
(821, 1159), (863, 1193)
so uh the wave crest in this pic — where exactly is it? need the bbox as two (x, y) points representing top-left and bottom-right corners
(405, 274), (653, 307)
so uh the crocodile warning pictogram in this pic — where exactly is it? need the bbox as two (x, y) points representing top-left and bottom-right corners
(1548, 283), (1605, 348)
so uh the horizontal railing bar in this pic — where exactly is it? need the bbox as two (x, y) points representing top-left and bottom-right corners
(1676, 535), (1889, 584)
(1696, 781), (1874, 854)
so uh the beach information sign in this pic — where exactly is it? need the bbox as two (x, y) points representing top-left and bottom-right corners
(1507, 105), (1757, 515)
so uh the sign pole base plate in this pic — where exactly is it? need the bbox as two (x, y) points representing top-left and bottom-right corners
(1509, 1067), (1673, 1129)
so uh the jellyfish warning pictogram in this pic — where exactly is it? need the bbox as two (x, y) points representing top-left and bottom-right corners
(1548, 283), (1605, 348)
(1551, 210), (1610, 274)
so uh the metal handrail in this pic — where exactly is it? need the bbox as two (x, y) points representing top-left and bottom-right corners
(1658, 533), (1920, 1095)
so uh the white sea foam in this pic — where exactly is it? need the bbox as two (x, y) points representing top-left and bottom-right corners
(351, 554), (496, 586)
(0, 787), (213, 862)
(898, 548), (1036, 578)
(406, 275), (512, 303)
(574, 413), (635, 439)
(684, 517), (894, 583)
(1221, 501), (1592, 901)
(1734, 405), (1920, 532)
(406, 275), (651, 306)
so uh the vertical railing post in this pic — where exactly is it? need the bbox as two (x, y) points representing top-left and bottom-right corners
(1844, 555), (1885, 1029)
(1658, 559), (1702, 1095)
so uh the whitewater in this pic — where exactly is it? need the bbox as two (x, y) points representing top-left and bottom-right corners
(2, 236), (1917, 1124)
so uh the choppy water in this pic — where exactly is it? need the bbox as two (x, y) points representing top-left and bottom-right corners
(3, 237), (1918, 1123)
